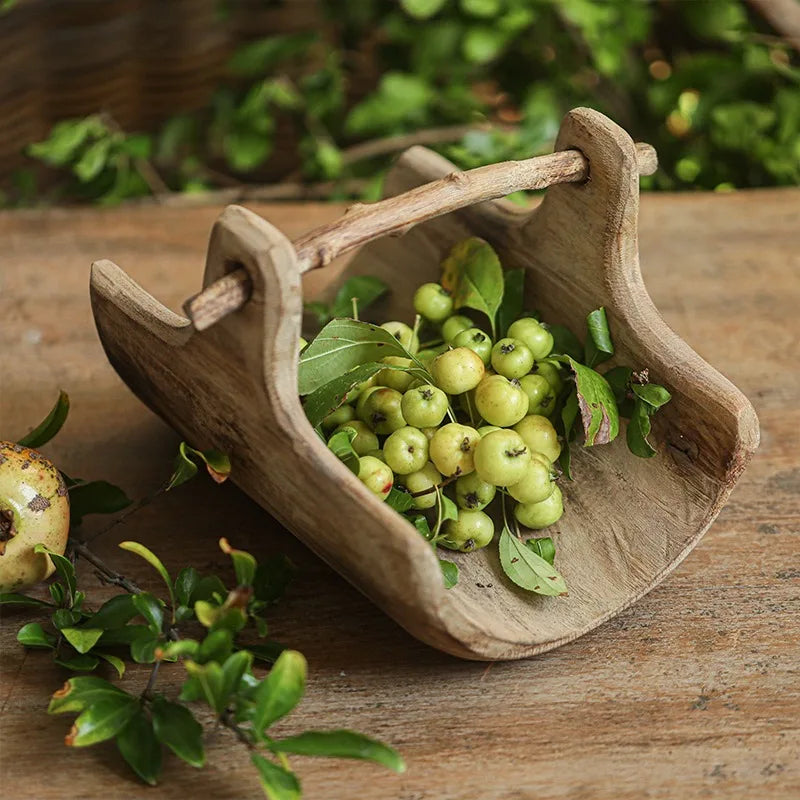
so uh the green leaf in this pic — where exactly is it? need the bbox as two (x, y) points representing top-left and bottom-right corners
(441, 238), (504, 336)
(69, 480), (131, 524)
(304, 300), (332, 326)
(626, 398), (657, 458)
(221, 650), (253, 700)
(298, 318), (414, 395)
(178, 676), (204, 703)
(50, 582), (65, 605)
(303, 362), (385, 429)
(330, 276), (389, 319)
(558, 387), (579, 480)
(174, 567), (200, 606)
(526, 537), (556, 565)
(386, 486), (415, 512)
(270, 730), (405, 773)
(49, 676), (128, 715)
(219, 538), (257, 586)
(584, 307), (614, 368)
(65, 695), (139, 747)
(249, 641), (288, 664)
(498, 527), (567, 596)
(440, 493), (459, 523)
(54, 651), (100, 671)
(17, 390), (69, 447)
(253, 556), (296, 605)
(197, 628), (234, 664)
(556, 357), (619, 446)
(632, 383), (672, 409)
(184, 660), (226, 714)
(97, 623), (151, 647)
(251, 753), (301, 800)
(326, 427), (361, 476)
(0, 593), (55, 608)
(253, 650), (307, 734)
(131, 633), (159, 664)
(438, 559), (459, 589)
(34, 543), (76, 605)
(411, 514), (432, 540)
(167, 442), (232, 490)
(17, 622), (56, 649)
(228, 32), (317, 76)
(87, 594), (138, 630)
(401, 0), (447, 19)
(156, 639), (199, 660)
(119, 542), (175, 612)
(74, 137), (112, 182)
(132, 593), (164, 635)
(61, 627), (104, 654)
(549, 324), (583, 362)
(52, 608), (81, 629)
(496, 268), (524, 337)
(151, 696), (205, 768)
(117, 710), (162, 785)
(603, 366), (633, 405)
(28, 118), (100, 166)
(191, 574), (227, 604)
(97, 652), (126, 678)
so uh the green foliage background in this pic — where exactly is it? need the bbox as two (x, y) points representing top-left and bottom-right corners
(11, 0), (800, 205)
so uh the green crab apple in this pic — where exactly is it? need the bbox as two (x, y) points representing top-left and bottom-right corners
(507, 318), (554, 360)
(376, 356), (414, 392)
(322, 404), (355, 431)
(474, 374), (528, 427)
(513, 415), (561, 463)
(441, 315), (473, 343)
(397, 461), (441, 510)
(429, 423), (480, 477)
(360, 387), (406, 434)
(514, 485), (564, 529)
(383, 426), (429, 475)
(507, 458), (556, 504)
(413, 283), (453, 323)
(430, 347), (485, 395)
(0, 442), (70, 593)
(401, 384), (449, 428)
(333, 421), (378, 456)
(380, 321), (419, 354)
(531, 360), (564, 394)
(473, 429), (530, 486)
(451, 327), (492, 365)
(491, 338), (534, 379)
(454, 471), (496, 511)
(439, 509), (494, 552)
(357, 455), (393, 500)
(518, 373), (556, 417)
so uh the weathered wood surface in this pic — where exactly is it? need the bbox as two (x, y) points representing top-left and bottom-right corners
(1, 187), (798, 798)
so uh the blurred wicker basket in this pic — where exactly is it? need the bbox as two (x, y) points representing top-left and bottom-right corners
(0, 0), (330, 182)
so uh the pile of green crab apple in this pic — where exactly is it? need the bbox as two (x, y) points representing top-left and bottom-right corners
(312, 283), (566, 554)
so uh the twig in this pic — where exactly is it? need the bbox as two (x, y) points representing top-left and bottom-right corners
(85, 484), (166, 544)
(747, 0), (800, 52)
(70, 540), (143, 595)
(141, 662), (161, 701)
(98, 112), (170, 198)
(220, 710), (255, 750)
(185, 142), (657, 330)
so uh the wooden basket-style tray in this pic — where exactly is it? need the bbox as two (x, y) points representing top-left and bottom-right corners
(90, 109), (759, 660)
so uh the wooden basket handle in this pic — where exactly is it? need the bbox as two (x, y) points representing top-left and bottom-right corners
(185, 142), (657, 331)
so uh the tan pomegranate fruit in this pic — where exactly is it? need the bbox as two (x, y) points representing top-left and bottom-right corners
(0, 441), (70, 592)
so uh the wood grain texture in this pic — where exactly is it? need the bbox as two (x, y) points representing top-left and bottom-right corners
(87, 109), (757, 661)
(1, 186), (798, 799)
(185, 139), (656, 330)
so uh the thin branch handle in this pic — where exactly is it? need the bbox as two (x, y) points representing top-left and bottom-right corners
(186, 142), (656, 331)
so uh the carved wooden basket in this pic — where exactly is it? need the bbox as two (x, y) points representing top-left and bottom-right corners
(90, 109), (759, 660)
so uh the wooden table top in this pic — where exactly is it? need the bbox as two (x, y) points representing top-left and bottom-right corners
(1, 189), (798, 799)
